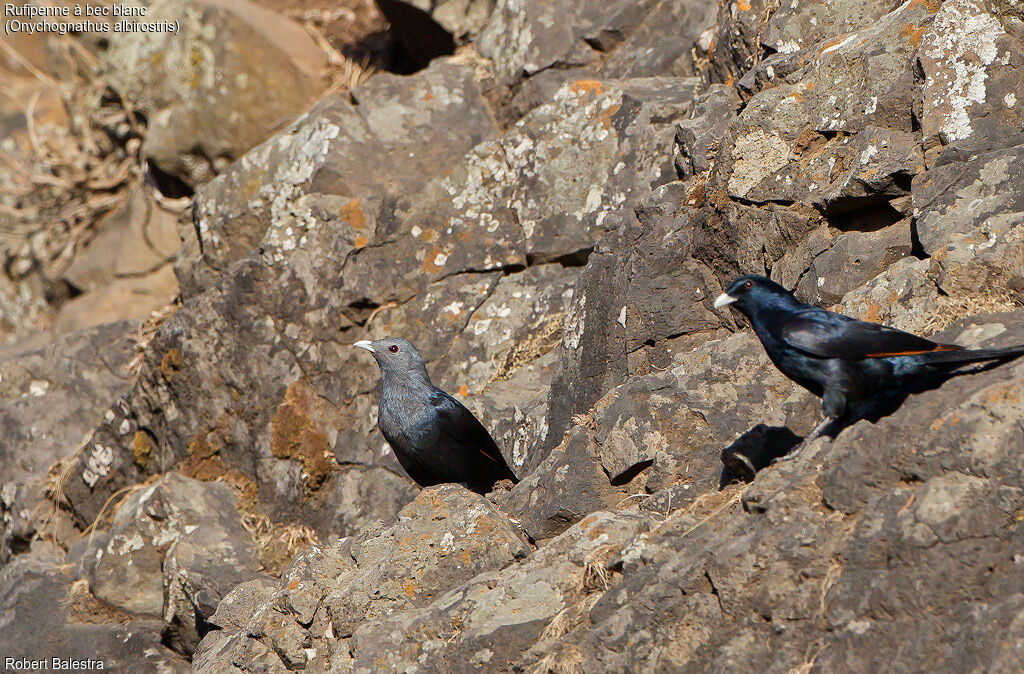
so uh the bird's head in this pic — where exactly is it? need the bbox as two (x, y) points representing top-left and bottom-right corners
(713, 275), (795, 318)
(353, 337), (430, 382)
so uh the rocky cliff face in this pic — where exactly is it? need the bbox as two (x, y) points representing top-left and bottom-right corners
(2, 0), (1024, 670)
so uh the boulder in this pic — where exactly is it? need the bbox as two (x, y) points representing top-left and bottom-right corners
(0, 321), (137, 568)
(101, 0), (330, 185)
(478, 0), (659, 85)
(918, 0), (1024, 164)
(508, 329), (813, 541)
(76, 472), (264, 656)
(193, 485), (531, 671)
(0, 543), (189, 672)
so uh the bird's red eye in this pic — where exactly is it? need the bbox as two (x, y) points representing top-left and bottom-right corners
(388, 345), (399, 353)
(743, 280), (754, 289)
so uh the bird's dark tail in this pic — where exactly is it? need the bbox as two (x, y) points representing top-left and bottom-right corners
(917, 344), (1024, 366)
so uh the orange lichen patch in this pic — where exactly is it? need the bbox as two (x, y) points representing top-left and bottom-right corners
(243, 176), (263, 199)
(570, 79), (605, 95)
(421, 247), (448, 274)
(930, 417), (945, 431)
(270, 381), (334, 490)
(685, 180), (706, 207)
(403, 581), (418, 598)
(819, 36), (843, 52)
(984, 384), (1020, 406)
(737, 0), (751, 11)
(793, 129), (827, 156)
(459, 549), (472, 566)
(160, 348), (185, 379)
(287, 579), (300, 591)
(458, 384), (469, 397)
(862, 301), (884, 323)
(354, 235), (369, 248)
(340, 198), (367, 230)
(423, 90), (434, 101)
(132, 431), (153, 470)
(180, 433), (230, 481)
(421, 228), (438, 242)
(900, 23), (925, 46)
(909, 0), (940, 12)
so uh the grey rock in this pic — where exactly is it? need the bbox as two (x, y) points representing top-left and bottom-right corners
(600, 0), (719, 79)
(78, 473), (260, 629)
(675, 84), (741, 179)
(478, 0), (659, 85)
(193, 485), (530, 672)
(761, 0), (905, 61)
(914, 143), (1024, 256)
(918, 0), (1024, 164)
(181, 59), (499, 296)
(551, 314), (1024, 672)
(346, 510), (652, 672)
(63, 75), (696, 542)
(0, 321), (137, 569)
(382, 0), (496, 41)
(102, 0), (329, 185)
(0, 544), (189, 672)
(792, 220), (914, 306)
(509, 329), (812, 541)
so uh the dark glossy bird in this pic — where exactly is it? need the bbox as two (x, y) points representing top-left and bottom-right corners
(714, 275), (1024, 450)
(354, 337), (518, 494)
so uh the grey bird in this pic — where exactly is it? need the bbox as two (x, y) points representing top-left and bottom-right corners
(354, 337), (519, 494)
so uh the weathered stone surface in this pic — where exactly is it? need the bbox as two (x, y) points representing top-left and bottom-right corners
(791, 220), (914, 306)
(345, 510), (650, 672)
(63, 74), (696, 541)
(347, 76), (698, 295)
(761, 0), (905, 61)
(0, 544), (189, 672)
(181, 59), (499, 296)
(918, 0), (1024, 164)
(102, 0), (329, 185)
(543, 312), (1024, 672)
(193, 485), (530, 672)
(51, 266), (179, 335)
(914, 143), (1024, 255)
(542, 182), (732, 448)
(675, 84), (741, 179)
(12, 0), (1024, 666)
(478, 0), (659, 85)
(162, 512), (271, 655)
(77, 473), (261, 625)
(0, 321), (137, 568)
(509, 329), (812, 541)
(599, 0), (719, 79)
(64, 186), (180, 292)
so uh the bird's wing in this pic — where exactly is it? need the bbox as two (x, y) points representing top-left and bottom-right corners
(780, 309), (962, 359)
(402, 389), (509, 470)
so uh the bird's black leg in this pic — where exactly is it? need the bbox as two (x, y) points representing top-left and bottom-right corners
(769, 416), (836, 465)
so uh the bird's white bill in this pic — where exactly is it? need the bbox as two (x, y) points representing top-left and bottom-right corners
(713, 293), (737, 309)
(353, 340), (375, 352)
